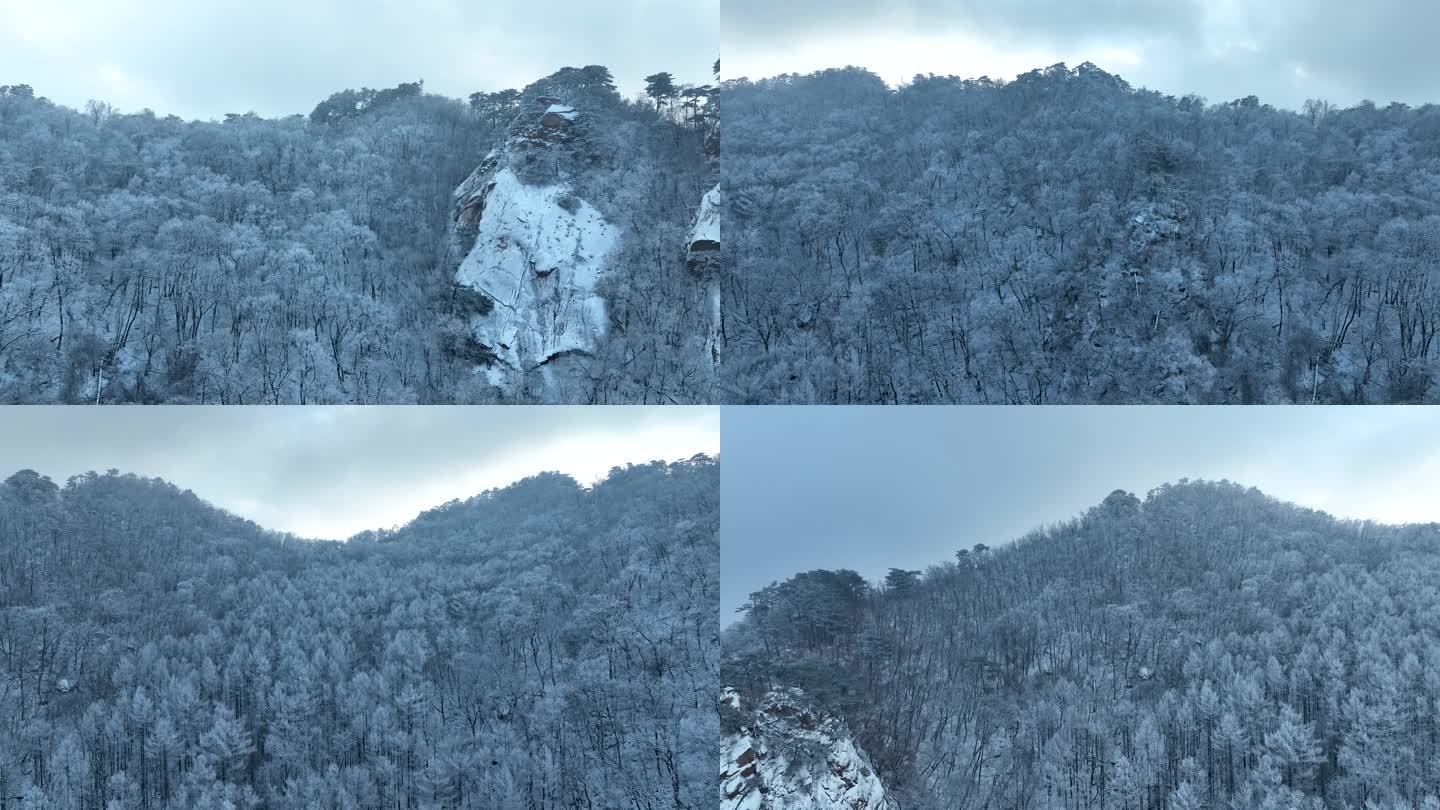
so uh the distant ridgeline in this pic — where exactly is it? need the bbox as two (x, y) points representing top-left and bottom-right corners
(0, 458), (719, 808)
(308, 81), (426, 126)
(722, 481), (1440, 808)
(0, 65), (715, 404)
(722, 62), (1440, 404)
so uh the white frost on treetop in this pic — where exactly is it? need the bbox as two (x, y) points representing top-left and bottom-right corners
(456, 168), (617, 372)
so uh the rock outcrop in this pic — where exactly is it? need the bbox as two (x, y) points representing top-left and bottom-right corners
(541, 104), (578, 129)
(688, 184), (721, 270)
(446, 66), (719, 398)
(690, 79), (722, 369)
(720, 687), (892, 810)
(690, 184), (722, 368)
(449, 96), (616, 390)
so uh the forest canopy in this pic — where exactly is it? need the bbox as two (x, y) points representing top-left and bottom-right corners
(723, 480), (1440, 808)
(0, 66), (714, 405)
(721, 63), (1440, 404)
(0, 456), (719, 808)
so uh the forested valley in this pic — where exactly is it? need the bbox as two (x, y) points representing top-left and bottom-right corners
(723, 481), (1440, 809)
(722, 63), (1440, 404)
(0, 456), (718, 808)
(0, 64), (715, 404)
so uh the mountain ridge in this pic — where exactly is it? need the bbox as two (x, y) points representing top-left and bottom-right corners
(1, 456), (719, 807)
(722, 60), (1440, 403)
(723, 479), (1440, 808)
(3, 455), (718, 543)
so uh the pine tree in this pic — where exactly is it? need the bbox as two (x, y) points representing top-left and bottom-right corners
(1264, 704), (1323, 790)
(644, 72), (678, 112)
(199, 704), (254, 784)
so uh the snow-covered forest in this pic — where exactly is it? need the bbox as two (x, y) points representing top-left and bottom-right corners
(0, 64), (716, 404)
(0, 456), (718, 808)
(722, 63), (1440, 404)
(723, 481), (1440, 808)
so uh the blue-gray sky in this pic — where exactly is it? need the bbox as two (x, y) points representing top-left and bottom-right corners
(0, 406), (718, 540)
(724, 0), (1438, 111)
(0, 0), (718, 120)
(722, 406), (1440, 624)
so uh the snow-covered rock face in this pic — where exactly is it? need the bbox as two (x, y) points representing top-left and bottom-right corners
(449, 82), (718, 390)
(690, 184), (722, 368)
(450, 102), (617, 387)
(688, 184), (721, 271)
(455, 166), (615, 375)
(720, 687), (891, 810)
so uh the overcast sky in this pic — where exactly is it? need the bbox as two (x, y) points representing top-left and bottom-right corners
(722, 406), (1440, 623)
(1, 406), (718, 540)
(0, 0), (718, 120)
(724, 0), (1438, 111)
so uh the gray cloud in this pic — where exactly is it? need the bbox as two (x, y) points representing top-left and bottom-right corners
(721, 407), (1440, 624)
(1255, 0), (1440, 104)
(725, 0), (1201, 49)
(724, 0), (1436, 110)
(0, 406), (719, 539)
(1, 0), (718, 120)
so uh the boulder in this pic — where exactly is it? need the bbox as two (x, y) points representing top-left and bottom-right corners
(541, 104), (578, 129)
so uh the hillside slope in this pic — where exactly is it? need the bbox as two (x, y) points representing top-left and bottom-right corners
(0, 66), (715, 404)
(0, 458), (719, 808)
(723, 63), (1440, 404)
(723, 481), (1440, 808)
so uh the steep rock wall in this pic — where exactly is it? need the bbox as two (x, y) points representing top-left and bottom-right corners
(449, 100), (617, 392)
(721, 688), (892, 810)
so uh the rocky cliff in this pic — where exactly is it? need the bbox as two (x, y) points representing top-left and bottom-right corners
(690, 93), (722, 369)
(449, 93), (616, 393)
(720, 687), (892, 810)
(446, 66), (720, 401)
(690, 183), (722, 368)
(688, 184), (721, 269)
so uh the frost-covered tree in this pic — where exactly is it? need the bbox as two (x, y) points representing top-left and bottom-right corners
(0, 67), (713, 404)
(723, 63), (1440, 403)
(0, 458), (718, 808)
(724, 480), (1440, 808)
